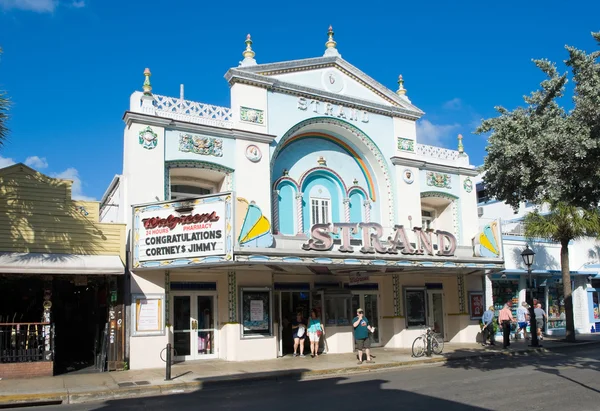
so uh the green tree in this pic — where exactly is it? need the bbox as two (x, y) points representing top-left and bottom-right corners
(478, 32), (600, 342)
(0, 47), (9, 147)
(524, 204), (600, 341)
(478, 32), (600, 210)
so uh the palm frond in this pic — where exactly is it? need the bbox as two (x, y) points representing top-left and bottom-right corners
(524, 202), (600, 243)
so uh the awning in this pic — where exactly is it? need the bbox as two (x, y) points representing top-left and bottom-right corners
(0, 252), (124, 275)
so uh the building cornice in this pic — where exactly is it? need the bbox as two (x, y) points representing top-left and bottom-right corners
(123, 111), (276, 144)
(390, 156), (479, 176)
(233, 56), (424, 115)
(225, 68), (424, 121)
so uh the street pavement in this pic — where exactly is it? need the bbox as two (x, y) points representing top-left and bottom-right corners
(9, 344), (600, 411)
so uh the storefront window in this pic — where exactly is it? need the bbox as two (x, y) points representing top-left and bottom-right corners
(324, 294), (351, 326)
(547, 283), (566, 330)
(405, 288), (426, 327)
(492, 280), (519, 318)
(240, 288), (272, 337)
(593, 292), (600, 321)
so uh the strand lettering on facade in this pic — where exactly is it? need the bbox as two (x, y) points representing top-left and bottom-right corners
(297, 97), (369, 123)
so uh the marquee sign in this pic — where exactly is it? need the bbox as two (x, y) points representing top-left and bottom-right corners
(302, 222), (457, 256)
(132, 194), (233, 268)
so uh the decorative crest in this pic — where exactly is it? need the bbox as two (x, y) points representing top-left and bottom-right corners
(143, 68), (152, 96)
(317, 156), (327, 166)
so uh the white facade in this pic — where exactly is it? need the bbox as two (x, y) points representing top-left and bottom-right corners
(475, 173), (600, 335)
(102, 32), (505, 369)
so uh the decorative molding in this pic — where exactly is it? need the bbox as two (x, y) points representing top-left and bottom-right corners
(416, 143), (460, 161)
(139, 126), (158, 150)
(390, 156), (479, 177)
(233, 253), (505, 269)
(240, 106), (265, 125)
(463, 178), (473, 193)
(123, 112), (276, 144)
(154, 94), (233, 128)
(296, 192), (304, 235)
(225, 66), (424, 121)
(272, 117), (395, 225)
(397, 137), (415, 152)
(426, 171), (451, 189)
(393, 274), (401, 317)
(245, 144), (262, 162)
(402, 168), (415, 184)
(179, 133), (223, 157)
(164, 160), (234, 200)
(457, 274), (466, 314)
(228, 271), (237, 322)
(421, 191), (461, 243)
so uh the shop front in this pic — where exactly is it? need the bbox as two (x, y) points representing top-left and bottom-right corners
(0, 164), (127, 378)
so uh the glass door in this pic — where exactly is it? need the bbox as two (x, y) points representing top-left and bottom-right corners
(173, 295), (192, 360)
(195, 295), (217, 359)
(172, 292), (217, 361)
(427, 290), (445, 340)
(351, 292), (380, 346)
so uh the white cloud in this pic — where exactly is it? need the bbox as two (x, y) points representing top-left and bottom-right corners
(52, 167), (95, 201)
(0, 0), (57, 13)
(442, 98), (462, 110)
(0, 155), (16, 168)
(416, 119), (461, 146)
(24, 155), (48, 169)
(71, 0), (84, 7)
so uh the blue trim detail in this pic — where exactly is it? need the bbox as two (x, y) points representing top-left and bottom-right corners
(277, 181), (297, 235)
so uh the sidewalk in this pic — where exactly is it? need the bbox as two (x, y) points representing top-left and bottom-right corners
(2, 334), (600, 407)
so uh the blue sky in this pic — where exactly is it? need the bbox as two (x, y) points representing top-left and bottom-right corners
(0, 0), (598, 200)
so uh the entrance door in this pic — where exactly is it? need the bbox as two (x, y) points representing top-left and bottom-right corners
(277, 291), (311, 356)
(427, 290), (445, 340)
(172, 292), (217, 361)
(351, 292), (380, 346)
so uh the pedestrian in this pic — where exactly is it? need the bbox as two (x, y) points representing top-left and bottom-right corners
(291, 311), (306, 357)
(353, 308), (375, 364)
(498, 303), (516, 349)
(481, 306), (496, 346)
(307, 309), (325, 358)
(534, 303), (547, 342)
(516, 302), (530, 340)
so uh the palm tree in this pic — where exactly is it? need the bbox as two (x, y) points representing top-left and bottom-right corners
(0, 47), (9, 147)
(524, 203), (600, 342)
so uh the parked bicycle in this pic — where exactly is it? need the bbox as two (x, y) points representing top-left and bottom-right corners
(411, 327), (444, 357)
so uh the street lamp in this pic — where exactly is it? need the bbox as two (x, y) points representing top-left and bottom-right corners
(521, 244), (539, 347)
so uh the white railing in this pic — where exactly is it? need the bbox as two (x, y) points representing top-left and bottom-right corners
(416, 144), (460, 161)
(501, 221), (526, 236)
(153, 94), (233, 128)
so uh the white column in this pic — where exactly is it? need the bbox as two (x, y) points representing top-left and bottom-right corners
(485, 272), (493, 309)
(343, 198), (350, 222)
(363, 200), (371, 223)
(296, 193), (304, 235)
(272, 190), (280, 234)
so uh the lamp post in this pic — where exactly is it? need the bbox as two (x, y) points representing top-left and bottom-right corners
(521, 244), (539, 347)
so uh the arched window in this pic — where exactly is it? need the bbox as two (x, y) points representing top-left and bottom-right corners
(165, 161), (233, 201)
(348, 190), (365, 223)
(309, 185), (332, 225)
(301, 171), (343, 233)
(276, 181), (297, 235)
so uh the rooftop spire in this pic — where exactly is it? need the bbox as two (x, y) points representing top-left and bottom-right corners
(143, 68), (152, 96)
(240, 34), (257, 67)
(396, 74), (411, 103)
(396, 75), (406, 96)
(458, 134), (465, 154)
(324, 25), (341, 57)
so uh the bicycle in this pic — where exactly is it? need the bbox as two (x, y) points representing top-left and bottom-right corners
(411, 327), (444, 357)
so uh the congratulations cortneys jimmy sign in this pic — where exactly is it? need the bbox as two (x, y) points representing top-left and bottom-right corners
(132, 196), (230, 267)
(302, 222), (457, 256)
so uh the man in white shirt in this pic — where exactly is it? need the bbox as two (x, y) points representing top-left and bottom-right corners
(516, 302), (529, 340)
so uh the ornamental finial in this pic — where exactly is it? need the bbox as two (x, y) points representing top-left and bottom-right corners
(458, 134), (465, 154)
(324, 25), (341, 57)
(143, 68), (152, 96)
(397, 74), (406, 96)
(240, 34), (257, 67)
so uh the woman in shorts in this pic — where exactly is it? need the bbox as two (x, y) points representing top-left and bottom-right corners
(291, 311), (306, 357)
(307, 309), (325, 358)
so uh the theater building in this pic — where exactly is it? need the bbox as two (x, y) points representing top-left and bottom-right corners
(101, 28), (504, 369)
